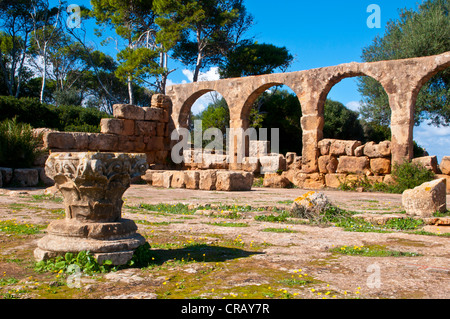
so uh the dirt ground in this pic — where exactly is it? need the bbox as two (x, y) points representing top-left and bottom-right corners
(0, 185), (449, 300)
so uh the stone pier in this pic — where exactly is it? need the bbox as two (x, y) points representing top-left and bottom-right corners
(34, 152), (148, 265)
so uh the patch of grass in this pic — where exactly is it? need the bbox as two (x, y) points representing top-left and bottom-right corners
(31, 194), (63, 203)
(261, 227), (298, 233)
(0, 219), (44, 235)
(255, 211), (290, 223)
(252, 177), (264, 188)
(331, 245), (421, 257)
(138, 203), (196, 215)
(277, 200), (294, 205)
(207, 221), (249, 227)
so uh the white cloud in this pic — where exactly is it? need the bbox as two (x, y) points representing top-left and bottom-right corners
(181, 67), (222, 115)
(346, 101), (361, 112)
(414, 121), (450, 163)
(182, 67), (220, 83)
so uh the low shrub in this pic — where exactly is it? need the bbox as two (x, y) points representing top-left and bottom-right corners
(0, 95), (110, 132)
(338, 161), (435, 194)
(0, 118), (42, 168)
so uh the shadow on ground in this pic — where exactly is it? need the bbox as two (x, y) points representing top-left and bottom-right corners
(148, 244), (264, 265)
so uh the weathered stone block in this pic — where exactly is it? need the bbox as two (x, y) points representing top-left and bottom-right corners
(123, 119), (135, 136)
(435, 175), (450, 194)
(184, 171), (200, 189)
(216, 171), (253, 191)
(412, 156), (439, 174)
(259, 154), (286, 174)
(330, 140), (361, 157)
(88, 134), (118, 152)
(163, 171), (173, 188)
(402, 178), (447, 217)
(113, 104), (145, 120)
(263, 173), (291, 188)
(156, 123), (166, 137)
(364, 141), (391, 158)
(44, 132), (75, 150)
(370, 158), (391, 175)
(151, 94), (172, 109)
(100, 118), (124, 135)
(440, 156), (450, 175)
(12, 168), (39, 187)
(0, 167), (13, 185)
(249, 140), (270, 157)
(135, 121), (156, 136)
(145, 136), (164, 151)
(354, 144), (365, 157)
(337, 156), (370, 174)
(285, 152), (296, 165)
(318, 139), (333, 156)
(241, 157), (259, 173)
(325, 173), (347, 188)
(199, 170), (217, 190)
(288, 156), (302, 170)
(151, 171), (165, 187)
(171, 171), (186, 188)
(291, 172), (324, 189)
(318, 155), (338, 174)
(143, 107), (164, 121)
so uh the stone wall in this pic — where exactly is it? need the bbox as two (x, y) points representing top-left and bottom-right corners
(42, 94), (171, 167)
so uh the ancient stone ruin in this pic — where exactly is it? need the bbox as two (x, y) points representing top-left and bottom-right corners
(34, 152), (148, 265)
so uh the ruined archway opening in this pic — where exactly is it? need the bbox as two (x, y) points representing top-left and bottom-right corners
(175, 90), (232, 169)
(324, 76), (390, 144)
(412, 67), (450, 166)
(241, 84), (303, 158)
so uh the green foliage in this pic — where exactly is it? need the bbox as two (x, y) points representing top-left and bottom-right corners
(254, 212), (290, 223)
(0, 96), (110, 132)
(359, 0), (450, 127)
(338, 162), (435, 194)
(323, 99), (365, 141)
(34, 251), (117, 275)
(0, 219), (44, 235)
(155, 0), (253, 82)
(0, 118), (41, 168)
(389, 161), (436, 193)
(331, 245), (421, 257)
(219, 42), (293, 78)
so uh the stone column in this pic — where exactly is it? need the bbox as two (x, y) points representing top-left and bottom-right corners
(389, 92), (415, 165)
(228, 118), (251, 170)
(34, 152), (148, 265)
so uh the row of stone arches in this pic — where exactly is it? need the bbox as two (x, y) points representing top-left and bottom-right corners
(167, 52), (450, 173)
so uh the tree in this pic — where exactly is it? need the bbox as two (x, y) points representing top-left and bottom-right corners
(155, 0), (253, 82)
(29, 0), (64, 103)
(358, 0), (450, 128)
(219, 42), (294, 78)
(323, 99), (365, 141)
(0, 0), (35, 97)
(90, 0), (170, 103)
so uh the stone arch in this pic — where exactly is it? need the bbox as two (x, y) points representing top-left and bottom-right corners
(236, 81), (304, 156)
(176, 88), (230, 129)
(317, 70), (388, 116)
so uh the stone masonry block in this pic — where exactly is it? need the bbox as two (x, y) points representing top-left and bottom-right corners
(113, 104), (145, 120)
(100, 118), (123, 135)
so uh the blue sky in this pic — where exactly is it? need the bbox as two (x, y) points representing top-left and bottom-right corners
(63, 0), (449, 162)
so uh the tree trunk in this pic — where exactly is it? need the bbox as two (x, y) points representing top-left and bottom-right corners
(193, 51), (203, 83)
(127, 76), (134, 105)
(39, 44), (48, 103)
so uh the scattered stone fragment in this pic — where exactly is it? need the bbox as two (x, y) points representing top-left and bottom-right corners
(402, 178), (447, 218)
